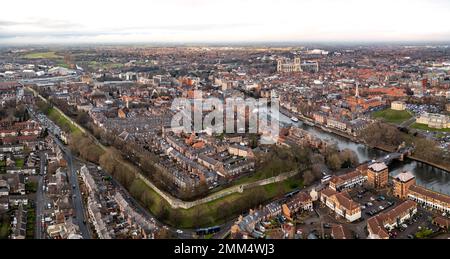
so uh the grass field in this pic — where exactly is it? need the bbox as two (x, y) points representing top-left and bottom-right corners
(411, 123), (450, 133)
(131, 174), (303, 228)
(87, 61), (123, 70)
(373, 109), (412, 124)
(15, 158), (24, 168)
(26, 206), (35, 239)
(22, 51), (61, 59)
(47, 108), (81, 134)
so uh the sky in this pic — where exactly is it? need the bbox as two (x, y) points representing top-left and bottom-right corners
(0, 0), (449, 45)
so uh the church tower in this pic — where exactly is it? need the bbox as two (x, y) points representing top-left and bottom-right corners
(355, 82), (360, 98)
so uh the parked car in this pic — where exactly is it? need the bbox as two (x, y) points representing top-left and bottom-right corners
(323, 223), (332, 229)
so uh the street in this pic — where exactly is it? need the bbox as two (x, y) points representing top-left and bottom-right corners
(34, 151), (46, 239)
(53, 136), (92, 239)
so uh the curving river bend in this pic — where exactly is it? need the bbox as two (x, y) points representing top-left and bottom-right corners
(260, 107), (450, 195)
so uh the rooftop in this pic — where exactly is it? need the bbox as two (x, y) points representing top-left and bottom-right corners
(368, 162), (387, 172)
(395, 171), (415, 183)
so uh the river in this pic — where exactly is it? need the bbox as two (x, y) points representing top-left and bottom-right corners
(259, 107), (450, 195)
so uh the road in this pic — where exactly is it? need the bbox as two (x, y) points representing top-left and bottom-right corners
(76, 157), (196, 239)
(52, 136), (92, 239)
(400, 116), (417, 128)
(28, 103), (90, 239)
(34, 151), (46, 239)
(20, 75), (80, 85)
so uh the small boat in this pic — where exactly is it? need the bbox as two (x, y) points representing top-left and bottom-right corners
(291, 116), (299, 123)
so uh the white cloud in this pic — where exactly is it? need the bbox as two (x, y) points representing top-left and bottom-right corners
(1, 0), (449, 44)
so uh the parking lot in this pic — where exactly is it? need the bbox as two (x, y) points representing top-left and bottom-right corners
(390, 208), (440, 239)
(348, 187), (396, 221)
(265, 184), (448, 239)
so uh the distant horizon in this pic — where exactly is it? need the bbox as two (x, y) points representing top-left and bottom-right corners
(1, 0), (450, 45)
(1, 40), (450, 49)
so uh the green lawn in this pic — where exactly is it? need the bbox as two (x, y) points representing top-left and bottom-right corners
(37, 104), (81, 134)
(415, 228), (433, 239)
(15, 159), (25, 168)
(26, 206), (35, 239)
(25, 181), (38, 193)
(88, 61), (123, 70)
(55, 61), (70, 69)
(47, 108), (81, 134)
(411, 123), (450, 133)
(22, 51), (61, 59)
(373, 109), (412, 124)
(232, 171), (269, 186)
(131, 174), (303, 229)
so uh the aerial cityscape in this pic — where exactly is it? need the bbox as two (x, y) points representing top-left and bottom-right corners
(0, 0), (449, 245)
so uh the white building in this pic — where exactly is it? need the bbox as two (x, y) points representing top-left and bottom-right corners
(391, 101), (406, 111)
(416, 112), (449, 129)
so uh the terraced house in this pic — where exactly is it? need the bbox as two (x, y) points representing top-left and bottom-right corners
(407, 185), (450, 214)
(329, 166), (368, 192)
(320, 188), (361, 222)
(367, 200), (417, 239)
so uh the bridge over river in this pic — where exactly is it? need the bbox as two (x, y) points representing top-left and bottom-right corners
(259, 106), (450, 195)
(376, 147), (415, 165)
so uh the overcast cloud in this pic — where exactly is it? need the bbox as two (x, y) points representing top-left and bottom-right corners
(1, 0), (449, 44)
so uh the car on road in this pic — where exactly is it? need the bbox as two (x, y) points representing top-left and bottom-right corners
(176, 229), (183, 234)
(323, 223), (332, 229)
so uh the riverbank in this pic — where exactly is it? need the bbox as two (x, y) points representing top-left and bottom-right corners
(280, 107), (360, 142)
(280, 107), (450, 173)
